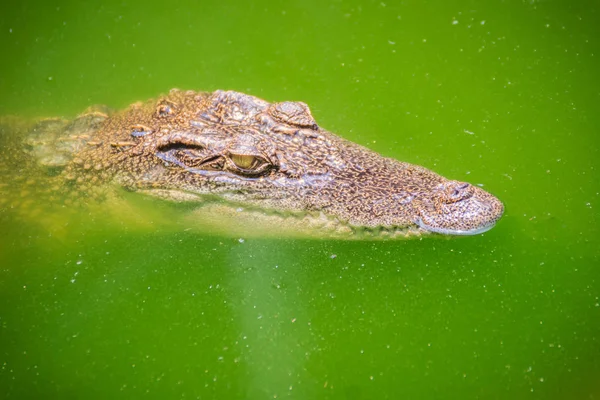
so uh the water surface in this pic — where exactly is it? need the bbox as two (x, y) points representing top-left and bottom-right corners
(1, 0), (599, 398)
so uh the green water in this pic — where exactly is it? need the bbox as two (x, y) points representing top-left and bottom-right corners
(1, 0), (599, 398)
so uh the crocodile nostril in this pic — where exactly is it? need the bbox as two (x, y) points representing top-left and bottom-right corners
(440, 181), (473, 203)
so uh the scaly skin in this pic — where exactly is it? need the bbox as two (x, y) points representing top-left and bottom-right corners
(1, 89), (504, 238)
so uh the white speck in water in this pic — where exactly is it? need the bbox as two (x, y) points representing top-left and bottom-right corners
(481, 20), (486, 25)
(9, 28), (13, 33)
(464, 129), (475, 135)
(238, 238), (245, 243)
(388, 40), (396, 45)
(452, 19), (459, 25)
(48, 77), (53, 81)
(330, 254), (337, 259)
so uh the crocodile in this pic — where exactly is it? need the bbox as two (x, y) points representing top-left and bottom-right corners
(0, 89), (503, 239)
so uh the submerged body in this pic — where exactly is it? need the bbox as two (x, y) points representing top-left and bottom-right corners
(1, 90), (503, 238)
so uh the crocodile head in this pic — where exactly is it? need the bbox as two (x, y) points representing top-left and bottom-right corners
(68, 89), (503, 238)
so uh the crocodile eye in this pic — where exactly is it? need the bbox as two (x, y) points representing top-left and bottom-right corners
(231, 154), (258, 169)
(268, 101), (318, 130)
(229, 153), (273, 176)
